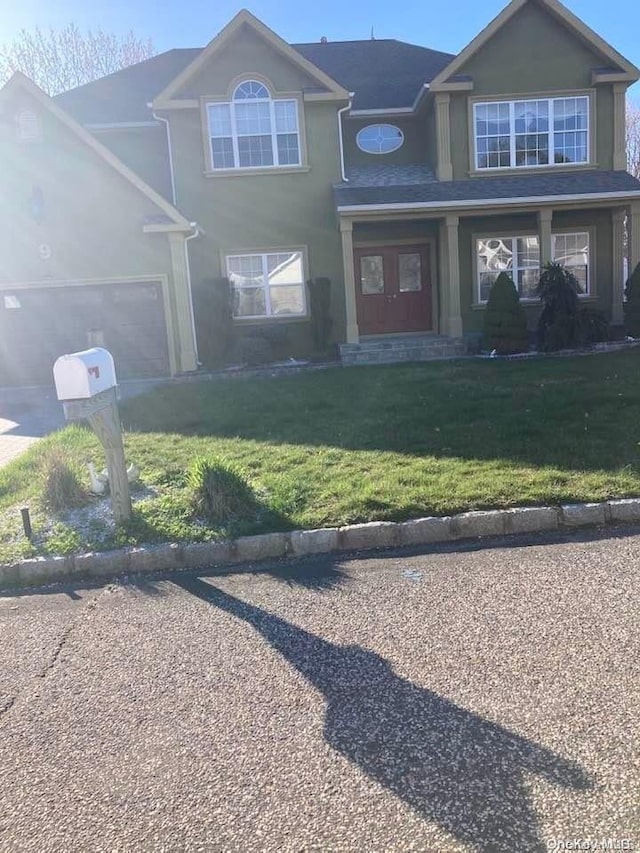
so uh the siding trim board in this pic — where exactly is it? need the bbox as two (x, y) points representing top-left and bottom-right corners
(337, 190), (640, 215)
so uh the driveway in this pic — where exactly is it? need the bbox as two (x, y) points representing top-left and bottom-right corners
(0, 379), (166, 467)
(0, 530), (637, 851)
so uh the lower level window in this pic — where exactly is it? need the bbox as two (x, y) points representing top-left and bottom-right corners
(226, 251), (306, 319)
(476, 231), (590, 302)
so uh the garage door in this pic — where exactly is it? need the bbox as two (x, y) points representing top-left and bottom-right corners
(0, 281), (171, 386)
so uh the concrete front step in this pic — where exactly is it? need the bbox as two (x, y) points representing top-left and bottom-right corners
(340, 335), (467, 365)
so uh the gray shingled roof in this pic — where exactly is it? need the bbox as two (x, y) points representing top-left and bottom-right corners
(334, 169), (640, 208)
(54, 39), (454, 124)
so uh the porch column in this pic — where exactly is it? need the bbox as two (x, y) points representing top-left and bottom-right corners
(630, 202), (640, 278)
(168, 232), (198, 373)
(442, 214), (463, 338)
(435, 93), (453, 182)
(612, 207), (627, 326)
(340, 218), (359, 344)
(538, 208), (553, 267)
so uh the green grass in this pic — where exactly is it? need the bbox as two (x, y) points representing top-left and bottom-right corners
(2, 350), (640, 562)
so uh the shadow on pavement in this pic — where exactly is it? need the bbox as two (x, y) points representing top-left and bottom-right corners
(173, 574), (592, 851)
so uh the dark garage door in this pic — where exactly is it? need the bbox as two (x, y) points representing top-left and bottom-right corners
(0, 281), (171, 386)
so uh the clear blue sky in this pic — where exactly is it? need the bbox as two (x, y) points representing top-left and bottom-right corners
(3, 0), (639, 94)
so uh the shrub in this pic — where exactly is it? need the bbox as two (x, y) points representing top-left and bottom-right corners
(624, 262), (640, 337)
(195, 277), (235, 367)
(188, 457), (256, 524)
(41, 449), (88, 513)
(308, 277), (333, 353)
(577, 306), (610, 345)
(483, 272), (529, 354)
(536, 262), (581, 351)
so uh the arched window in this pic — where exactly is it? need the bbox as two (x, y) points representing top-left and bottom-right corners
(17, 109), (40, 142)
(207, 79), (300, 170)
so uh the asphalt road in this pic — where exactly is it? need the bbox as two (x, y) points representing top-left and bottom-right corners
(1, 529), (638, 852)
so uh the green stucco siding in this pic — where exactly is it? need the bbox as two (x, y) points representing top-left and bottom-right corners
(447, 2), (616, 179)
(343, 116), (427, 168)
(178, 26), (323, 99)
(0, 91), (174, 285)
(95, 125), (174, 200)
(169, 97), (345, 355)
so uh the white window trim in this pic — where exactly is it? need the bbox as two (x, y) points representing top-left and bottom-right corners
(225, 250), (308, 320)
(475, 230), (591, 303)
(356, 124), (405, 155)
(473, 96), (590, 171)
(207, 81), (301, 172)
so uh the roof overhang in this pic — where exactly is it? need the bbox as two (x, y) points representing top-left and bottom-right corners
(429, 0), (640, 92)
(151, 9), (349, 110)
(337, 190), (640, 217)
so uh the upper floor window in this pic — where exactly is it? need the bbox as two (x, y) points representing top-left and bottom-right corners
(356, 124), (404, 154)
(207, 79), (301, 171)
(473, 96), (589, 170)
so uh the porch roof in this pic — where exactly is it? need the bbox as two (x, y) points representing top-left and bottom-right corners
(334, 168), (640, 212)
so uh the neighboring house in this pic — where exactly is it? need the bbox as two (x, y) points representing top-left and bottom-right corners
(1, 0), (640, 383)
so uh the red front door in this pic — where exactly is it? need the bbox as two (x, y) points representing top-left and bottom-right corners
(354, 244), (432, 335)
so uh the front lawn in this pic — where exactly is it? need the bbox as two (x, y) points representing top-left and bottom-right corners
(2, 350), (640, 562)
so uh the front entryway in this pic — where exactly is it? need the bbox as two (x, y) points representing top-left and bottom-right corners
(354, 244), (432, 335)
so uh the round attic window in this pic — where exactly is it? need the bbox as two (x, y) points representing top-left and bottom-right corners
(356, 124), (404, 154)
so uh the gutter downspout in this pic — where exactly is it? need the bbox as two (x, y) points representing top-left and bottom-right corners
(149, 104), (177, 206)
(337, 94), (354, 183)
(184, 225), (201, 367)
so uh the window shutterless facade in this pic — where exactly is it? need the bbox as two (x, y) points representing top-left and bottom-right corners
(476, 231), (590, 302)
(473, 96), (589, 170)
(226, 250), (307, 319)
(207, 80), (301, 170)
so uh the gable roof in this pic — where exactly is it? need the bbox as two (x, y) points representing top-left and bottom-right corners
(430, 0), (640, 90)
(152, 9), (350, 107)
(55, 40), (454, 125)
(1, 72), (193, 229)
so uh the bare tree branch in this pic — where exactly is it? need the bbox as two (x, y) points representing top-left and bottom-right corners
(0, 24), (155, 95)
(627, 97), (640, 179)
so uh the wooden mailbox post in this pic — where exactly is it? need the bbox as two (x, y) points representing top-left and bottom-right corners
(53, 348), (132, 523)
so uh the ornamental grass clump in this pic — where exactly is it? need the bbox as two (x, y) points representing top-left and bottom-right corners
(188, 456), (256, 525)
(41, 448), (88, 513)
(483, 271), (529, 354)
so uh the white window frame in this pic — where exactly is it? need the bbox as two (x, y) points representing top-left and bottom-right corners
(475, 231), (591, 303)
(225, 250), (308, 320)
(207, 80), (301, 172)
(473, 96), (590, 171)
(356, 124), (405, 155)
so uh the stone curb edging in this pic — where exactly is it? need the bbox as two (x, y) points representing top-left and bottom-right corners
(3, 498), (640, 590)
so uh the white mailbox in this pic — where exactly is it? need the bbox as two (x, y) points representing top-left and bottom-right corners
(53, 348), (117, 401)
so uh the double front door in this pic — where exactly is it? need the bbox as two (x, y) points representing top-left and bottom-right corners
(354, 244), (432, 335)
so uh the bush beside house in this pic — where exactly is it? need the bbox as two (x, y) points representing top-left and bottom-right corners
(483, 272), (529, 354)
(624, 262), (640, 337)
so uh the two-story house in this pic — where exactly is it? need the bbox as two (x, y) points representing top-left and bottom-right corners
(1, 0), (640, 384)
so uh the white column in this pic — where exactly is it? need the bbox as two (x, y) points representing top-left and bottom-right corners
(612, 208), (626, 325)
(538, 208), (553, 266)
(168, 232), (198, 373)
(435, 93), (453, 182)
(340, 218), (359, 344)
(445, 214), (463, 338)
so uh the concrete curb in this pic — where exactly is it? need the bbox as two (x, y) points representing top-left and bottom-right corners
(2, 498), (640, 591)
